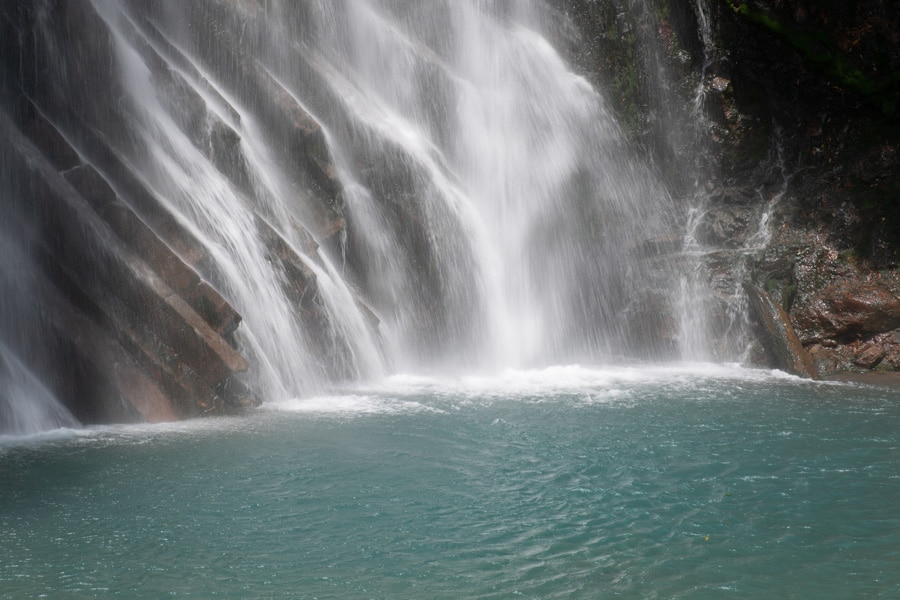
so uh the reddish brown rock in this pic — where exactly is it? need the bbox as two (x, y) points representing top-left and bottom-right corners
(852, 343), (886, 369)
(807, 343), (844, 376)
(745, 283), (818, 378)
(792, 281), (900, 343)
(3, 111), (256, 423)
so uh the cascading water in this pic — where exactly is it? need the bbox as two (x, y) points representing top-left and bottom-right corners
(287, 0), (686, 369)
(1, 0), (717, 432)
(0, 342), (79, 436)
(94, 0), (387, 396)
(675, 0), (796, 361)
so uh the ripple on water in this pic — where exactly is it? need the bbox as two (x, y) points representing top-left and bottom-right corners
(1, 366), (899, 598)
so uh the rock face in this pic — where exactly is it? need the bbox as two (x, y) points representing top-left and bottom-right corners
(744, 284), (817, 378)
(712, 0), (900, 377)
(0, 0), (372, 428)
(556, 0), (900, 378)
(791, 273), (900, 375)
(793, 281), (900, 343)
(1, 106), (255, 423)
(0, 1), (256, 425)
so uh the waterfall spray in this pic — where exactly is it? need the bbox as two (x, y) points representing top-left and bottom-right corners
(0, 0), (723, 431)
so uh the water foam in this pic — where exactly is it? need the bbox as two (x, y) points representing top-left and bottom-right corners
(263, 362), (823, 417)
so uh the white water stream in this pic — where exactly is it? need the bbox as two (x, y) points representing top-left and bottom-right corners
(296, 1), (683, 368)
(2, 0), (724, 433)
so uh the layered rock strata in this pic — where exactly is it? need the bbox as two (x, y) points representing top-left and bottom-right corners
(0, 0), (363, 425)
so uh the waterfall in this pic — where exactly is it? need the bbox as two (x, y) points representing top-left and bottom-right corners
(0, 342), (80, 436)
(0, 0), (716, 432)
(295, 0), (684, 369)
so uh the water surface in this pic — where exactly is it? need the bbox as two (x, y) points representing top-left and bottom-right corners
(2, 365), (898, 598)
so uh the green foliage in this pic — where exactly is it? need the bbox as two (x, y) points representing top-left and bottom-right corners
(838, 248), (858, 263)
(764, 274), (798, 311)
(723, 0), (900, 118)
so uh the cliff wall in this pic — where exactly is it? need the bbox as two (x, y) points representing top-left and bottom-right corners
(556, 0), (900, 377)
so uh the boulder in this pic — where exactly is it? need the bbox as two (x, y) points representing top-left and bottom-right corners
(792, 280), (900, 343)
(853, 343), (886, 369)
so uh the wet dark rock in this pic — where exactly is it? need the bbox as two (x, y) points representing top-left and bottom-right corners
(744, 283), (817, 378)
(621, 289), (679, 358)
(255, 216), (365, 381)
(21, 112), (82, 172)
(64, 164), (117, 210)
(59, 159), (245, 346)
(694, 205), (752, 248)
(792, 281), (900, 343)
(853, 343), (886, 369)
(636, 235), (683, 256)
(707, 187), (756, 206)
(1, 106), (255, 423)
